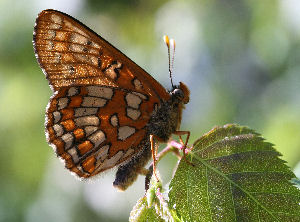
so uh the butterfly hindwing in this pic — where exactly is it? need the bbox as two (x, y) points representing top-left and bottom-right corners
(46, 85), (159, 178)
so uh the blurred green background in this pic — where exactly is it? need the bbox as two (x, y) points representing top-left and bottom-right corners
(0, 0), (299, 221)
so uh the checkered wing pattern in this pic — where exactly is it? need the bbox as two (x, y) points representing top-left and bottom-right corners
(33, 10), (170, 178)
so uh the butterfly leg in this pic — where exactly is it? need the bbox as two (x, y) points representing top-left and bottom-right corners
(145, 142), (182, 191)
(173, 130), (194, 166)
(174, 130), (190, 154)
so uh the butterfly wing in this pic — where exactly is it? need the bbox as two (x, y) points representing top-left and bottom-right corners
(33, 10), (169, 178)
(33, 9), (170, 101)
(46, 85), (156, 178)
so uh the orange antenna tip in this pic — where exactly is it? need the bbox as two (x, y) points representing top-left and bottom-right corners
(163, 35), (174, 88)
(163, 35), (170, 47)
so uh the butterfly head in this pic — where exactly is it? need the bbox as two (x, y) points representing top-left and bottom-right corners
(171, 82), (190, 104)
(163, 36), (190, 105)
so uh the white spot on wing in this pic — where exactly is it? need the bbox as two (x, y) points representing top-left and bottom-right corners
(53, 111), (61, 123)
(125, 93), (142, 109)
(51, 14), (63, 25)
(126, 108), (141, 120)
(74, 108), (98, 117)
(95, 145), (110, 161)
(90, 56), (98, 66)
(58, 97), (68, 110)
(69, 43), (85, 53)
(67, 87), (79, 96)
(133, 78), (143, 90)
(88, 130), (106, 147)
(53, 52), (61, 63)
(123, 148), (135, 159)
(64, 20), (87, 36)
(53, 124), (63, 137)
(118, 126), (135, 141)
(104, 61), (122, 80)
(49, 23), (62, 29)
(47, 30), (56, 39)
(68, 147), (79, 163)
(70, 33), (88, 45)
(110, 114), (119, 127)
(75, 116), (100, 127)
(47, 41), (54, 50)
(90, 42), (101, 49)
(82, 97), (107, 107)
(86, 86), (113, 99)
(105, 68), (117, 79)
(61, 133), (74, 149)
(89, 48), (98, 54)
(84, 126), (98, 137)
(97, 151), (123, 171)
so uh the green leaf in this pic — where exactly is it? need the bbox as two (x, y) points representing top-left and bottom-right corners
(130, 179), (181, 222)
(169, 124), (300, 222)
(129, 196), (164, 222)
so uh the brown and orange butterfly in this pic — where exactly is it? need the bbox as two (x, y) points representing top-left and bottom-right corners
(33, 9), (190, 191)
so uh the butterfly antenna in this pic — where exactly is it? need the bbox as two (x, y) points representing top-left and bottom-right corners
(170, 38), (176, 79)
(164, 35), (174, 88)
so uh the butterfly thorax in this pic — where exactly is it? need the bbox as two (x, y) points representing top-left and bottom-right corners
(147, 82), (190, 142)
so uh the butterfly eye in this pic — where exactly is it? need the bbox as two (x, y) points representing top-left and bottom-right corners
(173, 88), (184, 100)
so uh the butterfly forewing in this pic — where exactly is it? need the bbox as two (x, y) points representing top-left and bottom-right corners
(33, 10), (172, 179)
(33, 9), (170, 101)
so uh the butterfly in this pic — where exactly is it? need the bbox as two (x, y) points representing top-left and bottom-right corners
(33, 9), (190, 191)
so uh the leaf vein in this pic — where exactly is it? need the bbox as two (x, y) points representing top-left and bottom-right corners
(191, 151), (281, 221)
